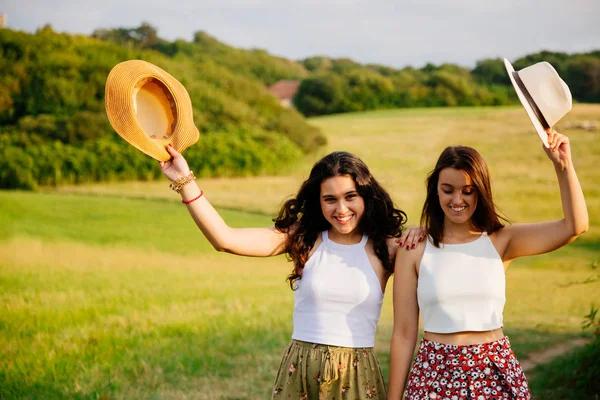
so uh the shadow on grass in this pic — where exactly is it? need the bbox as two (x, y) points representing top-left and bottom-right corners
(568, 237), (600, 255)
(503, 327), (591, 359)
(527, 337), (600, 400)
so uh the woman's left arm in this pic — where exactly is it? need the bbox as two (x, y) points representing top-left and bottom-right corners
(501, 129), (589, 261)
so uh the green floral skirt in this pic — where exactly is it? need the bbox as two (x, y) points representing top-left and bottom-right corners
(271, 340), (386, 399)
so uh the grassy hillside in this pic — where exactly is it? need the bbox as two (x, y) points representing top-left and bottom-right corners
(0, 27), (325, 189)
(57, 104), (600, 224)
(1, 105), (599, 399)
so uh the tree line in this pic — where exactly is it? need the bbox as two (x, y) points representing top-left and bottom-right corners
(293, 51), (600, 116)
(1, 22), (598, 189)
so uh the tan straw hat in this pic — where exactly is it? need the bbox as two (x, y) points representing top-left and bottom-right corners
(504, 58), (572, 148)
(105, 60), (199, 161)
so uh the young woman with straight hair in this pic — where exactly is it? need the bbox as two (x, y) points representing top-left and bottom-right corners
(388, 129), (588, 400)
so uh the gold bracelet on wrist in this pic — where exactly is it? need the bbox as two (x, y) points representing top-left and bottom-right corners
(169, 171), (196, 193)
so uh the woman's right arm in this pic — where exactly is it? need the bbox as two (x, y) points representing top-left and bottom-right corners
(387, 244), (421, 399)
(161, 145), (288, 257)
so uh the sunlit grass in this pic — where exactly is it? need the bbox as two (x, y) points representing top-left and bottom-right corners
(1, 236), (597, 399)
(2, 104), (599, 398)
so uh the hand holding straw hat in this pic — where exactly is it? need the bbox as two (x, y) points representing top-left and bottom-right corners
(504, 58), (572, 148)
(105, 60), (199, 161)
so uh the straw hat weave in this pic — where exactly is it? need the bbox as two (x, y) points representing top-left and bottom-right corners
(105, 60), (199, 161)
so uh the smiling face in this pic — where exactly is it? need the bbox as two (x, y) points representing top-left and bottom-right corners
(320, 174), (365, 244)
(437, 167), (478, 226)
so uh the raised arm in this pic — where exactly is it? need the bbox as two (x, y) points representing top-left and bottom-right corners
(160, 145), (288, 257)
(500, 130), (588, 261)
(387, 243), (422, 399)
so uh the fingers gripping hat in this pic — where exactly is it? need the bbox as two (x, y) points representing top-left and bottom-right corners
(504, 58), (572, 148)
(105, 60), (199, 161)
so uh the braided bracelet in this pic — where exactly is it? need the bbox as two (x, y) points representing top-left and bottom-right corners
(169, 171), (196, 193)
(182, 191), (204, 205)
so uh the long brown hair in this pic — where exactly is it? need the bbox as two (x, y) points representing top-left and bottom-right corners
(421, 146), (507, 247)
(275, 151), (407, 289)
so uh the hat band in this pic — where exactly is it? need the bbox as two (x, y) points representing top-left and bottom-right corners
(512, 71), (550, 130)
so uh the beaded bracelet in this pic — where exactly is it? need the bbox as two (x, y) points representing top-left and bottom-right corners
(182, 191), (204, 205)
(169, 171), (196, 193)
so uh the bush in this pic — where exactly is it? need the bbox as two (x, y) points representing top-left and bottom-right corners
(294, 74), (347, 116)
(187, 126), (303, 177)
(0, 125), (303, 189)
(0, 146), (37, 190)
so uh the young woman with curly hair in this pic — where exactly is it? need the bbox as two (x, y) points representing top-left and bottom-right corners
(161, 146), (407, 399)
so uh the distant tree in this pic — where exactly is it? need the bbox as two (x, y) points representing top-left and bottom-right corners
(132, 22), (157, 46)
(514, 50), (570, 76)
(302, 56), (333, 72)
(422, 63), (438, 73)
(294, 74), (347, 116)
(472, 58), (510, 85)
(367, 64), (397, 77)
(331, 58), (361, 73)
(345, 70), (394, 110)
(566, 56), (600, 102)
(193, 30), (221, 46)
(92, 22), (158, 49)
(35, 24), (55, 35)
(426, 70), (475, 106)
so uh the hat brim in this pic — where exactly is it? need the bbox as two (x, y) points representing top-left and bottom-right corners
(504, 58), (549, 148)
(105, 60), (199, 161)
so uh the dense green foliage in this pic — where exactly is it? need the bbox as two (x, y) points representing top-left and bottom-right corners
(1, 22), (598, 189)
(295, 59), (515, 115)
(0, 25), (323, 189)
(294, 51), (600, 116)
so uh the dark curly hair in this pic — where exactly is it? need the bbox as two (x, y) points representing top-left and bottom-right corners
(421, 145), (508, 247)
(274, 151), (407, 290)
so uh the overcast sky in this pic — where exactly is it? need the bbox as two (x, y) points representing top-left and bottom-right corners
(4, 0), (599, 69)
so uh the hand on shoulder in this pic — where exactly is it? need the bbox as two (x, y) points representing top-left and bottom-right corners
(397, 226), (427, 250)
(395, 237), (427, 271)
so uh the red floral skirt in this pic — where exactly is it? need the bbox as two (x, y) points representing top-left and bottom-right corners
(405, 336), (531, 399)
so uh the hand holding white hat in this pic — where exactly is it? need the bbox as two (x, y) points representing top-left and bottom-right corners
(543, 128), (572, 171)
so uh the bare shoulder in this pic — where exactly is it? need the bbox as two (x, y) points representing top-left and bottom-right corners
(488, 226), (512, 259)
(395, 239), (427, 273)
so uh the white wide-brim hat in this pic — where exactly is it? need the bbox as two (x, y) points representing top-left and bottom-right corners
(105, 60), (199, 161)
(504, 58), (572, 147)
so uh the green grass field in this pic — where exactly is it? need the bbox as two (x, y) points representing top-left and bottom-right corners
(1, 105), (599, 399)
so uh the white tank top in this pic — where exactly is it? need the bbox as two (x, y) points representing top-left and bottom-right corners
(292, 231), (384, 347)
(417, 232), (505, 333)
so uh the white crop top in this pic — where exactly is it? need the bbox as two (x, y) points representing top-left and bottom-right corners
(292, 231), (384, 347)
(417, 233), (505, 333)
